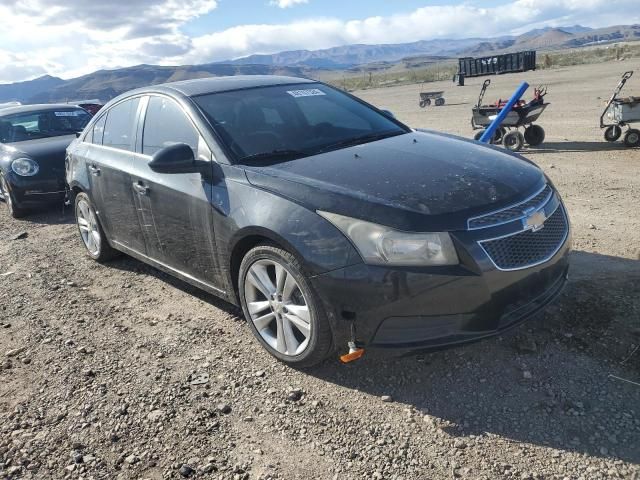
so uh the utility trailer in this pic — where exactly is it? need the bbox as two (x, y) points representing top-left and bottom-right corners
(458, 51), (536, 78)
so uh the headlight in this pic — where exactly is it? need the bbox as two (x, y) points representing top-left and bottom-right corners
(318, 211), (459, 266)
(11, 158), (39, 177)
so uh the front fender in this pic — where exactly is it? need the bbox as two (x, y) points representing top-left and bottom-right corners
(216, 174), (362, 301)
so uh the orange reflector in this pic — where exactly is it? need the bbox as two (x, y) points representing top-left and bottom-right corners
(340, 348), (365, 363)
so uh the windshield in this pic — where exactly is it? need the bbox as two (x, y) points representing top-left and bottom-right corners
(0, 108), (92, 143)
(193, 83), (408, 162)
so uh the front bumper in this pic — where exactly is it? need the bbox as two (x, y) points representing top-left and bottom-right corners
(4, 171), (66, 209)
(312, 216), (571, 351)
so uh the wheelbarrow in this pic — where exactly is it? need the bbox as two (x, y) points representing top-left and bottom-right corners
(600, 71), (640, 148)
(471, 79), (549, 152)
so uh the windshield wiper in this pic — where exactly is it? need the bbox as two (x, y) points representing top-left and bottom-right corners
(238, 149), (308, 163)
(316, 130), (404, 154)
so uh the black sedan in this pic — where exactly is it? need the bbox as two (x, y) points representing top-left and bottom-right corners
(0, 104), (92, 217)
(66, 76), (571, 367)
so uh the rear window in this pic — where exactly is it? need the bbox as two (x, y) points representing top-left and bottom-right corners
(0, 108), (91, 143)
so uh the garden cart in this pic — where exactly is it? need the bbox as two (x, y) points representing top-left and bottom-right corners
(471, 79), (549, 152)
(418, 83), (445, 107)
(600, 71), (640, 148)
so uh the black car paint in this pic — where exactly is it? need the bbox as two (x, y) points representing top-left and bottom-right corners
(66, 76), (570, 352)
(0, 135), (73, 207)
(243, 131), (546, 232)
(0, 104), (91, 211)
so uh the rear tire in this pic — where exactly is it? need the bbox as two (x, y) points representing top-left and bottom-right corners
(419, 100), (427, 108)
(239, 244), (333, 368)
(0, 174), (27, 219)
(74, 192), (117, 262)
(435, 97), (445, 106)
(604, 125), (622, 142)
(623, 129), (640, 148)
(502, 130), (525, 152)
(524, 125), (545, 146)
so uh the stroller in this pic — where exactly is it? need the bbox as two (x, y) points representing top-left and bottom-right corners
(471, 79), (549, 152)
(600, 71), (639, 148)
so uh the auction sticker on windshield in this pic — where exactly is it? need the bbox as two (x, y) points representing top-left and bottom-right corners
(54, 111), (84, 117)
(287, 89), (326, 98)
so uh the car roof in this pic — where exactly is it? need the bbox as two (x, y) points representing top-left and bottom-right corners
(0, 104), (87, 117)
(133, 75), (317, 98)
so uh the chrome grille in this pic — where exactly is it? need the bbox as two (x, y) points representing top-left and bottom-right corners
(468, 184), (553, 230)
(480, 206), (568, 270)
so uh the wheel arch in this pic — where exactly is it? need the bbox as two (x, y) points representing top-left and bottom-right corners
(228, 227), (304, 305)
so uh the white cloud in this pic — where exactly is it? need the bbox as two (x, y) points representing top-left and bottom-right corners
(270, 0), (308, 8)
(182, 0), (640, 64)
(0, 0), (638, 83)
(0, 0), (217, 82)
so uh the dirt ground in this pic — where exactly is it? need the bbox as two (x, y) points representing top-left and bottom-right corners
(1, 60), (639, 480)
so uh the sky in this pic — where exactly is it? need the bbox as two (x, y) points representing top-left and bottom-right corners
(0, 0), (638, 83)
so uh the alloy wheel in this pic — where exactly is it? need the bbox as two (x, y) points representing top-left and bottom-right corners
(76, 198), (101, 256)
(0, 177), (12, 210)
(244, 259), (311, 356)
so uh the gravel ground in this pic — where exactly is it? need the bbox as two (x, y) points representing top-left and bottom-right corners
(1, 60), (639, 480)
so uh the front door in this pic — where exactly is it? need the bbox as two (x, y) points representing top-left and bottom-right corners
(130, 95), (221, 287)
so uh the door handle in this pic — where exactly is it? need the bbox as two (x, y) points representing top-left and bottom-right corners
(132, 181), (150, 196)
(88, 164), (101, 176)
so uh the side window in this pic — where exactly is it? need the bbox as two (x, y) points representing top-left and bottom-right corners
(142, 97), (199, 156)
(102, 98), (140, 151)
(84, 124), (93, 143)
(91, 115), (106, 145)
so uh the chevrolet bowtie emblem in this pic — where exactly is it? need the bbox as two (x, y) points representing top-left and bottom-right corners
(523, 207), (547, 232)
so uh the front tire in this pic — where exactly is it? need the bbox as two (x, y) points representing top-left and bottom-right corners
(239, 245), (333, 367)
(0, 174), (27, 219)
(74, 192), (117, 262)
(604, 125), (622, 142)
(503, 130), (525, 152)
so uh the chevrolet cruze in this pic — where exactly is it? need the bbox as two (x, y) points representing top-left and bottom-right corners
(66, 76), (571, 367)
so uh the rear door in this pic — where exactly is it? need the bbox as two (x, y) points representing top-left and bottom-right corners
(129, 95), (221, 287)
(83, 97), (146, 254)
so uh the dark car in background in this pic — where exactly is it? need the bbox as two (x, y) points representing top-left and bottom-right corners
(66, 76), (571, 367)
(0, 104), (92, 217)
(67, 99), (104, 116)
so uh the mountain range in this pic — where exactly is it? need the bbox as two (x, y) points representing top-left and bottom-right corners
(1, 24), (638, 105)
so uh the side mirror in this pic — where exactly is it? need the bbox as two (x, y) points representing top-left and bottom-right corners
(380, 109), (395, 119)
(148, 143), (199, 174)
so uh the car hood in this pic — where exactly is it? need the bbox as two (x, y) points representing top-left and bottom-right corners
(2, 135), (76, 164)
(243, 130), (545, 231)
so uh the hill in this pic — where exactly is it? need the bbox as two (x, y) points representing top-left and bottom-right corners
(26, 64), (309, 104)
(2, 23), (639, 104)
(0, 75), (65, 104)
